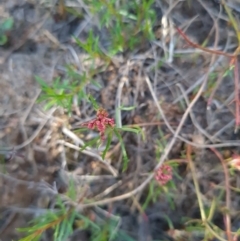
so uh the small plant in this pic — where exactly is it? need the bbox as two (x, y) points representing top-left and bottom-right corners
(35, 66), (101, 113)
(74, 30), (105, 59)
(74, 0), (156, 56)
(18, 198), (76, 241)
(78, 97), (142, 171)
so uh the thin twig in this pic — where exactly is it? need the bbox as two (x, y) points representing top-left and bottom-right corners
(186, 144), (206, 220)
(210, 148), (233, 241)
(115, 68), (130, 128)
(176, 83), (219, 143)
(61, 140), (118, 176)
(0, 108), (57, 151)
(173, 25), (231, 104)
(175, 26), (234, 58)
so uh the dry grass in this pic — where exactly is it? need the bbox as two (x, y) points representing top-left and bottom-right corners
(1, 0), (240, 240)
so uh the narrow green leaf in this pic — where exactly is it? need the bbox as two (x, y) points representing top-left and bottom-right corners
(67, 178), (77, 200)
(0, 35), (7, 45)
(91, 80), (102, 89)
(1, 17), (14, 31)
(102, 131), (112, 160)
(35, 76), (49, 88)
(76, 213), (100, 231)
(43, 99), (57, 110)
(74, 37), (86, 50)
(57, 220), (67, 241)
(73, 127), (89, 133)
(88, 95), (99, 110)
(119, 10), (137, 20)
(18, 233), (41, 241)
(118, 105), (136, 111)
(118, 127), (140, 134)
(80, 137), (100, 152)
(54, 222), (60, 241)
(114, 129), (128, 171)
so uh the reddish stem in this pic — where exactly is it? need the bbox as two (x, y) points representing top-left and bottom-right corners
(175, 26), (234, 58)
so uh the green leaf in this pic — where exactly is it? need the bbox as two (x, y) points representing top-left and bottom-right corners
(43, 99), (57, 110)
(55, 196), (66, 210)
(1, 17), (14, 31)
(0, 35), (7, 45)
(57, 221), (66, 240)
(88, 95), (99, 110)
(118, 105), (136, 111)
(118, 126), (140, 134)
(113, 128), (128, 171)
(119, 9), (137, 20)
(162, 214), (174, 229)
(119, 126), (145, 141)
(91, 80), (102, 89)
(35, 76), (49, 88)
(102, 131), (112, 159)
(73, 127), (89, 133)
(66, 178), (77, 200)
(80, 136), (100, 152)
(76, 213), (100, 231)
(18, 234), (41, 241)
(54, 222), (60, 241)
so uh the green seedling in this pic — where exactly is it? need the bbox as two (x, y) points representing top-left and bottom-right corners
(19, 195), (134, 241)
(35, 66), (100, 114)
(18, 200), (76, 241)
(79, 0), (156, 55)
(74, 30), (103, 59)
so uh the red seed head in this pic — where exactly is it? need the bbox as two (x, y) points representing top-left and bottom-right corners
(83, 108), (115, 141)
(155, 164), (172, 185)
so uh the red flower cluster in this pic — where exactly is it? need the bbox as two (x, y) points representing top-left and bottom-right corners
(154, 164), (172, 185)
(83, 108), (115, 140)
